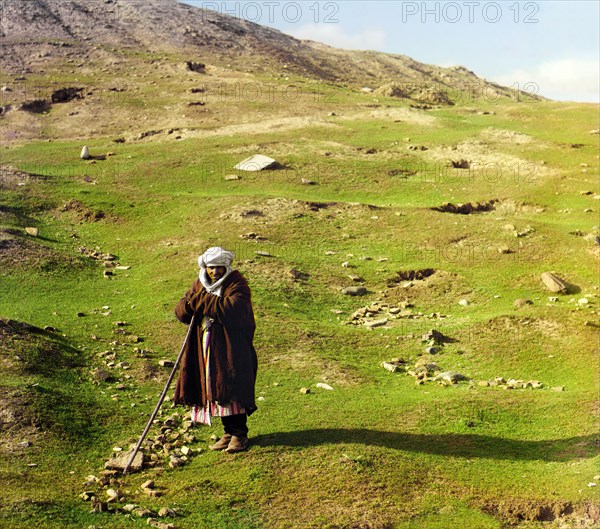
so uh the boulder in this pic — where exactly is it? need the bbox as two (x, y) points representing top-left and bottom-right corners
(234, 154), (277, 171)
(342, 286), (367, 296)
(513, 298), (533, 308)
(540, 272), (568, 293)
(105, 449), (144, 473)
(433, 371), (468, 384)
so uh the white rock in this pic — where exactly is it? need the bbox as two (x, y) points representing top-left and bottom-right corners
(81, 146), (90, 160)
(316, 383), (334, 390)
(106, 488), (119, 500)
(578, 298), (589, 305)
(458, 299), (469, 307)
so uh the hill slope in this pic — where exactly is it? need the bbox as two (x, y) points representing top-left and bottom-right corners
(0, 0), (527, 96)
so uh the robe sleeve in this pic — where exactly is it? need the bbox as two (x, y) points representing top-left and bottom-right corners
(174, 280), (207, 324)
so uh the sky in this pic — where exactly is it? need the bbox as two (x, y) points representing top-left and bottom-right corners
(181, 0), (600, 103)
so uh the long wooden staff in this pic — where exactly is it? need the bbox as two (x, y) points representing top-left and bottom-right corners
(123, 313), (197, 474)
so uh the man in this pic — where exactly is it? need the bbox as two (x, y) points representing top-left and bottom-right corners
(173, 247), (257, 453)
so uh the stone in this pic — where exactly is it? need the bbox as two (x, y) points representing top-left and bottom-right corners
(133, 507), (154, 518)
(477, 380), (490, 387)
(80, 491), (96, 501)
(180, 445), (191, 455)
(342, 286), (367, 296)
(364, 318), (388, 328)
(513, 298), (533, 308)
(148, 519), (175, 529)
(81, 146), (90, 160)
(224, 174), (240, 181)
(458, 299), (469, 307)
(158, 507), (177, 517)
(299, 387), (311, 394)
(141, 480), (155, 490)
(144, 489), (162, 497)
(169, 456), (184, 468)
(234, 154), (277, 171)
(91, 500), (109, 512)
(433, 371), (468, 384)
(122, 504), (137, 513)
(301, 178), (316, 185)
(106, 488), (120, 502)
(551, 386), (565, 392)
(91, 368), (110, 382)
(348, 274), (364, 282)
(578, 298), (589, 305)
(541, 272), (568, 293)
(527, 380), (543, 389)
(159, 359), (175, 368)
(255, 250), (272, 257)
(25, 227), (39, 237)
(382, 362), (402, 373)
(425, 346), (438, 354)
(421, 329), (452, 344)
(105, 449), (144, 473)
(316, 383), (334, 390)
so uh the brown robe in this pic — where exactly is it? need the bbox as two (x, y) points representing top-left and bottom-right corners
(173, 270), (257, 415)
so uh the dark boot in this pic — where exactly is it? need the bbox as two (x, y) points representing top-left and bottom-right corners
(209, 433), (232, 451)
(225, 435), (249, 453)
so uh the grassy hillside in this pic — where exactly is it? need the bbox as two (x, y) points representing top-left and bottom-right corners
(0, 66), (599, 529)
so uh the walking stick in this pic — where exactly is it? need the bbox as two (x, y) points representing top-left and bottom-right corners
(123, 313), (197, 475)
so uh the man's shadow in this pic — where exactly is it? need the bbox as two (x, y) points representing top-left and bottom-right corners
(253, 429), (598, 462)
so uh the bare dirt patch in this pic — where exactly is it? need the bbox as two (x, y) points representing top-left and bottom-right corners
(431, 198), (545, 215)
(383, 270), (472, 309)
(431, 200), (498, 214)
(475, 497), (599, 528)
(479, 127), (534, 145)
(0, 389), (40, 454)
(0, 165), (44, 190)
(422, 139), (555, 178)
(0, 231), (76, 272)
(387, 268), (436, 285)
(58, 199), (109, 223)
(219, 197), (382, 225)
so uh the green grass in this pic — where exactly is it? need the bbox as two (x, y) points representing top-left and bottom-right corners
(1, 70), (598, 529)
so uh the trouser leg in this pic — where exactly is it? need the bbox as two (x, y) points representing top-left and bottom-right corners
(221, 413), (248, 437)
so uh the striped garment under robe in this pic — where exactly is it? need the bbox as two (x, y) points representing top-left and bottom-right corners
(190, 316), (245, 426)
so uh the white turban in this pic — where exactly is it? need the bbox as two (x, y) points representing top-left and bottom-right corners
(198, 246), (235, 268)
(198, 247), (235, 296)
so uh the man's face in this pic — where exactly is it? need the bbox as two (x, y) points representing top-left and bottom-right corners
(207, 266), (226, 282)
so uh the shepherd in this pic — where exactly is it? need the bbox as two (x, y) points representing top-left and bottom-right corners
(173, 246), (258, 453)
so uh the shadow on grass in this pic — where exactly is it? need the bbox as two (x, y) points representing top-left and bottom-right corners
(253, 429), (598, 462)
